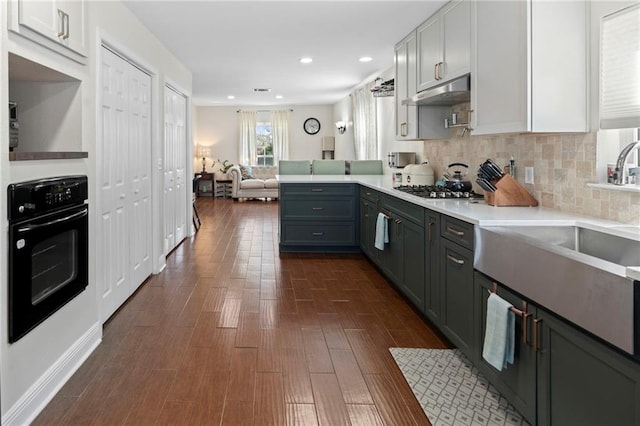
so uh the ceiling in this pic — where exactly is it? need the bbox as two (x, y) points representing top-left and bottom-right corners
(122, 1), (447, 106)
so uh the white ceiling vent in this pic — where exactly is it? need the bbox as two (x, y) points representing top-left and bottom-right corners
(253, 88), (272, 92)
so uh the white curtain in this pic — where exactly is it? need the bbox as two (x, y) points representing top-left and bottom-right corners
(238, 111), (257, 165)
(352, 82), (378, 160)
(271, 109), (291, 161)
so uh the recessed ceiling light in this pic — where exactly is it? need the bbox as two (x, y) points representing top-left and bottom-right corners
(299, 57), (313, 64)
(359, 56), (373, 63)
(227, 95), (235, 100)
(275, 95), (283, 99)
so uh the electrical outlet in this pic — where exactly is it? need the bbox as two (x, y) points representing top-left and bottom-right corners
(525, 167), (534, 184)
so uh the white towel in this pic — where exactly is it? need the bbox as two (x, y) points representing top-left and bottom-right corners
(482, 293), (515, 371)
(374, 213), (389, 250)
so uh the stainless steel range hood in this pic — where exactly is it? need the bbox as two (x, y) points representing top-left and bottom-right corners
(402, 74), (470, 106)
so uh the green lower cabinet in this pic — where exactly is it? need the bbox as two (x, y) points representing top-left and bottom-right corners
(440, 238), (475, 360)
(397, 217), (425, 311)
(359, 197), (377, 261)
(475, 272), (537, 424)
(424, 211), (440, 325)
(536, 309), (640, 426)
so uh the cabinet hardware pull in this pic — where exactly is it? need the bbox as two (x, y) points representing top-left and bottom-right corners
(446, 226), (464, 237)
(428, 221), (434, 241)
(533, 318), (542, 351)
(447, 254), (464, 265)
(400, 122), (407, 137)
(434, 63), (438, 81)
(63, 12), (70, 40)
(312, 207), (324, 211)
(57, 9), (65, 37)
(312, 232), (324, 236)
(522, 310), (531, 346)
(311, 188), (324, 192)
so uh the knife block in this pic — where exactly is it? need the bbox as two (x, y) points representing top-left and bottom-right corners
(484, 174), (538, 207)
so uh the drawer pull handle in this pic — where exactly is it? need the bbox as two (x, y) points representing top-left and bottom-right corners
(311, 188), (324, 192)
(446, 226), (464, 237)
(447, 254), (464, 265)
(312, 207), (324, 211)
(312, 232), (324, 236)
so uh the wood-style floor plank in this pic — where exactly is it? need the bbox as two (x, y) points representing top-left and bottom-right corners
(34, 198), (448, 425)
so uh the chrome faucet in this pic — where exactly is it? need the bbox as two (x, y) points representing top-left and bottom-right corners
(614, 140), (640, 185)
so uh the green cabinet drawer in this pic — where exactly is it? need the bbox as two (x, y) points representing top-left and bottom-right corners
(281, 199), (355, 220)
(359, 186), (383, 204)
(281, 222), (356, 246)
(441, 215), (474, 250)
(281, 183), (355, 196)
(383, 195), (425, 226)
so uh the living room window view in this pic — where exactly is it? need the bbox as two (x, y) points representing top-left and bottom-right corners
(3, 1), (640, 425)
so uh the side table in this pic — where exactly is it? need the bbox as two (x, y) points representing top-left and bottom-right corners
(195, 172), (214, 197)
(215, 179), (233, 198)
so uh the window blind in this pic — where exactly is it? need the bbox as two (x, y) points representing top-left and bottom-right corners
(600, 3), (640, 129)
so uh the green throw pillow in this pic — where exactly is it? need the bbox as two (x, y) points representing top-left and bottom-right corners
(239, 164), (254, 180)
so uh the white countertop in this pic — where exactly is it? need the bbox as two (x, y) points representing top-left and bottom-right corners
(278, 174), (640, 280)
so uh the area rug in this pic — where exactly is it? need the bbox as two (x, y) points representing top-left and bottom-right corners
(389, 348), (529, 426)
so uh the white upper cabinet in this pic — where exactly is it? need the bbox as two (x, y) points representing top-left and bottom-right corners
(417, 0), (471, 92)
(471, 0), (588, 135)
(395, 31), (418, 139)
(8, 0), (87, 62)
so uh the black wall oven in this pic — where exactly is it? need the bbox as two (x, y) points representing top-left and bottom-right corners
(8, 176), (88, 343)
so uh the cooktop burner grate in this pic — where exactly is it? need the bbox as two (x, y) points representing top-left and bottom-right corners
(394, 185), (480, 199)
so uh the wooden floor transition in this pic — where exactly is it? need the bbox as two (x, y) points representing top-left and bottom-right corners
(34, 197), (450, 425)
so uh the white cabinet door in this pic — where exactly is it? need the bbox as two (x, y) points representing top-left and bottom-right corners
(12, 0), (87, 58)
(164, 86), (188, 254)
(441, 0), (471, 82)
(472, 0), (587, 135)
(417, 16), (441, 92)
(100, 47), (152, 322)
(417, 0), (470, 92)
(395, 31), (419, 140)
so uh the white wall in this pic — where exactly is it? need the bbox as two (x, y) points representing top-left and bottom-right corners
(0, 1), (192, 423)
(195, 105), (336, 171)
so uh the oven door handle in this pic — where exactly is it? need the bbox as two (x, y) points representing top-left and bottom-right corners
(18, 209), (88, 233)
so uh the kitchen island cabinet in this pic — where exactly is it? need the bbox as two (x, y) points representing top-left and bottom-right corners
(279, 183), (359, 252)
(471, 0), (587, 134)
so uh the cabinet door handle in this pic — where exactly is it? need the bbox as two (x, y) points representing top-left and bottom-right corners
(533, 318), (543, 351)
(57, 9), (65, 38)
(400, 122), (408, 137)
(311, 232), (324, 236)
(437, 62), (444, 80)
(434, 63), (438, 81)
(311, 188), (324, 192)
(311, 207), (324, 211)
(63, 12), (70, 40)
(428, 221), (434, 241)
(446, 226), (464, 237)
(447, 254), (464, 265)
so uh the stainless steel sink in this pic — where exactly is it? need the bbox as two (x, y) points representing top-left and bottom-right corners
(496, 225), (640, 266)
(474, 224), (639, 356)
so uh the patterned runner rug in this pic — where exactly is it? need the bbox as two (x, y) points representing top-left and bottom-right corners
(389, 348), (529, 426)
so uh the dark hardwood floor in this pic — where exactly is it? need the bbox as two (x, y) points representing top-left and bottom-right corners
(34, 197), (450, 425)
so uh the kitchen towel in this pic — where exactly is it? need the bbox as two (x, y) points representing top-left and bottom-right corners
(482, 293), (515, 371)
(374, 212), (389, 250)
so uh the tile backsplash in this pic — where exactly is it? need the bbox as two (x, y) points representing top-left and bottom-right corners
(423, 131), (640, 225)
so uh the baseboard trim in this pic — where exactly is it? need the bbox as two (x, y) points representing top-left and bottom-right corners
(2, 322), (102, 426)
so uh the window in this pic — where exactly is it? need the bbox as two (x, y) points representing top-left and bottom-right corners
(256, 121), (274, 166)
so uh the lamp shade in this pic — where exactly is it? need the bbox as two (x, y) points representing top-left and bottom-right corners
(321, 136), (335, 150)
(197, 145), (212, 158)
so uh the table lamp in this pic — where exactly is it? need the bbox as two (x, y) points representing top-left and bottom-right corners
(197, 145), (211, 173)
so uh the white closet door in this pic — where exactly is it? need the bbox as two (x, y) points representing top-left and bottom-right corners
(100, 48), (130, 320)
(100, 46), (153, 322)
(129, 66), (153, 289)
(164, 86), (188, 254)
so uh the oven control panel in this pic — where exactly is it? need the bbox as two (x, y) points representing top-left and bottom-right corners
(7, 175), (88, 221)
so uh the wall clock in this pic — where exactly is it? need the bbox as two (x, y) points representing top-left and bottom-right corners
(303, 117), (321, 135)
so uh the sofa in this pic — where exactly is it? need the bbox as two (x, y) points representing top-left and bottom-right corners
(228, 165), (279, 200)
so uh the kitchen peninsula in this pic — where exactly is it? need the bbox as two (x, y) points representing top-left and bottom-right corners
(277, 174), (640, 425)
